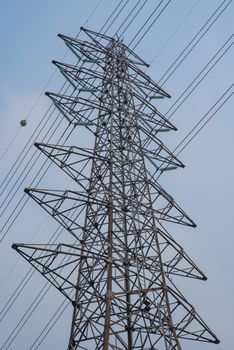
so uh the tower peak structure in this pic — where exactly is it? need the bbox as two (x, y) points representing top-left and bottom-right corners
(13, 27), (219, 349)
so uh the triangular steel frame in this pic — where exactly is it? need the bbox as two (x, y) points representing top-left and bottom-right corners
(13, 27), (219, 349)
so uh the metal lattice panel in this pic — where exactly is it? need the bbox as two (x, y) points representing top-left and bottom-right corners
(13, 27), (219, 349)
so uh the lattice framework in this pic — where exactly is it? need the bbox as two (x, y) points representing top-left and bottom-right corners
(13, 27), (219, 350)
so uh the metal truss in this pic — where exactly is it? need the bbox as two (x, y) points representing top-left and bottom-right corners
(13, 27), (219, 349)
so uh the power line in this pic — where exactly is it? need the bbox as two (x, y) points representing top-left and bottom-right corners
(0, 128), (21, 162)
(10, 26), (220, 349)
(175, 85), (233, 156)
(118, 0), (149, 38)
(142, 34), (233, 155)
(0, 0), (137, 240)
(1, 0), (230, 314)
(0, 0), (125, 196)
(0, 1), (166, 340)
(125, 0), (232, 150)
(0, 0), (173, 241)
(0, 2), (230, 348)
(1, 1), (143, 330)
(165, 34), (233, 119)
(158, 0), (232, 86)
(129, 0), (165, 46)
(1, 0), (230, 294)
(0, 0), (105, 164)
(132, 0), (173, 50)
(149, 0), (201, 64)
(0, 0), (170, 212)
(25, 87), (233, 350)
(150, 84), (233, 182)
(29, 298), (70, 350)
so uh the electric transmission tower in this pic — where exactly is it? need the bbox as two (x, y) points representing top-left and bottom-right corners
(13, 28), (219, 349)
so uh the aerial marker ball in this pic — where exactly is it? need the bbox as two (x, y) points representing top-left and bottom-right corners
(20, 119), (27, 127)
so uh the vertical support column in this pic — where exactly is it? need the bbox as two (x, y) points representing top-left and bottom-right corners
(103, 40), (115, 350)
(118, 45), (133, 350)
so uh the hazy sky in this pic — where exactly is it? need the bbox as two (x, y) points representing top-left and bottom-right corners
(0, 1), (233, 349)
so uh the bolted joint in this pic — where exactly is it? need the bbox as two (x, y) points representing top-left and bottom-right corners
(106, 289), (113, 301)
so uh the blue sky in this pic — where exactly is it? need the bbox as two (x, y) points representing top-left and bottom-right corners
(0, 1), (233, 349)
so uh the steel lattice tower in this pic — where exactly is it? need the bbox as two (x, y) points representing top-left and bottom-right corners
(13, 28), (219, 349)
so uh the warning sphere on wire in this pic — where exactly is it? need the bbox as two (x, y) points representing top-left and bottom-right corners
(20, 119), (27, 127)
